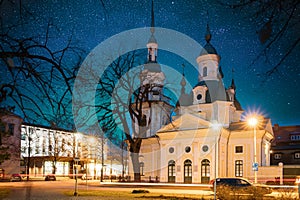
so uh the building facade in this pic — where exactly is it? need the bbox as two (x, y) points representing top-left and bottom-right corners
(271, 124), (300, 183)
(0, 109), (23, 179)
(128, 1), (282, 184)
(21, 123), (125, 179)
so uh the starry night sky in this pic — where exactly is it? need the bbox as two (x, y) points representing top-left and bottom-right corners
(1, 0), (300, 126)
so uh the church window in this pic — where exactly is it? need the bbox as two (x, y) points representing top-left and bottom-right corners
(201, 159), (210, 177)
(294, 153), (300, 159)
(184, 159), (192, 183)
(169, 147), (174, 153)
(140, 162), (144, 176)
(168, 160), (176, 183)
(235, 146), (243, 153)
(203, 67), (208, 77)
(184, 160), (192, 176)
(185, 146), (191, 153)
(274, 153), (281, 160)
(197, 94), (202, 100)
(235, 160), (243, 177)
(202, 145), (209, 152)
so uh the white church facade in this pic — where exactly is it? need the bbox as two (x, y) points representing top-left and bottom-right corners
(128, 1), (283, 184)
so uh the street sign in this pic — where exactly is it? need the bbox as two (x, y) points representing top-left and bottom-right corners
(252, 163), (258, 171)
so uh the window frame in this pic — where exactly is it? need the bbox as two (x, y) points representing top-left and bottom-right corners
(235, 160), (243, 177)
(235, 146), (243, 154)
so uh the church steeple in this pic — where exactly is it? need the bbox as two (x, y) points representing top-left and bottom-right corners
(150, 0), (155, 33)
(147, 0), (158, 63)
(205, 23), (212, 43)
(177, 64), (192, 107)
(196, 23), (220, 82)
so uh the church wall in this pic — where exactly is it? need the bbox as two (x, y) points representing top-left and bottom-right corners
(131, 101), (172, 138)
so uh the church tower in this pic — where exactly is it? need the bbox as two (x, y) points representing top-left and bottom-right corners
(192, 24), (227, 104)
(175, 23), (243, 126)
(131, 0), (173, 138)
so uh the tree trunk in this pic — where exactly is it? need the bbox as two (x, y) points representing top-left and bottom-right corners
(130, 152), (140, 182)
(129, 138), (142, 182)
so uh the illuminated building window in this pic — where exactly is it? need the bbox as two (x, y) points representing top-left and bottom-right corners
(274, 153), (281, 160)
(235, 160), (243, 177)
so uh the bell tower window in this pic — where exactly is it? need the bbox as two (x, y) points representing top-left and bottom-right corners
(203, 67), (207, 77)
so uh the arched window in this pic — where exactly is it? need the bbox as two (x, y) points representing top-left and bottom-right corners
(201, 159), (210, 183)
(203, 67), (208, 77)
(184, 159), (192, 183)
(168, 160), (175, 183)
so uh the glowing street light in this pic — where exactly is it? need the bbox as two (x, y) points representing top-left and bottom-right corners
(211, 121), (222, 200)
(248, 116), (258, 184)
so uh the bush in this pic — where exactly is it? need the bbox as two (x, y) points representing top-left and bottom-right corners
(131, 189), (149, 194)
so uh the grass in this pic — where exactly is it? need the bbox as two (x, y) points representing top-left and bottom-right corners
(63, 190), (210, 199)
(0, 188), (10, 200)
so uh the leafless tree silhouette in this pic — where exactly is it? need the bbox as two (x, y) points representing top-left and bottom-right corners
(219, 0), (299, 77)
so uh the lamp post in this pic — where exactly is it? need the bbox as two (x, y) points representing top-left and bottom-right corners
(248, 117), (258, 184)
(74, 157), (80, 196)
(211, 122), (221, 200)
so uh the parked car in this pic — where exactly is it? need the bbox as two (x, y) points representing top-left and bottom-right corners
(45, 174), (56, 181)
(210, 178), (272, 195)
(10, 174), (22, 182)
(81, 174), (93, 180)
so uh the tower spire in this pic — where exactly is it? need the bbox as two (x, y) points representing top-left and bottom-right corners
(147, 0), (158, 63)
(150, 0), (155, 33)
(205, 23), (212, 43)
(231, 68), (236, 90)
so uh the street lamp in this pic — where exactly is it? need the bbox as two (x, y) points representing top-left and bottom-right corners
(248, 117), (258, 183)
(211, 121), (222, 200)
(74, 157), (80, 196)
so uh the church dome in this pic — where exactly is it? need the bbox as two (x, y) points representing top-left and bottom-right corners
(148, 34), (157, 43)
(199, 42), (218, 56)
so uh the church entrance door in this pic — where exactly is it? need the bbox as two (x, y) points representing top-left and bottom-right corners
(184, 159), (192, 183)
(168, 160), (175, 183)
(201, 159), (210, 183)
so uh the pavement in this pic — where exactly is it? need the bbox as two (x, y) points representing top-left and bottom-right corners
(1, 178), (299, 200)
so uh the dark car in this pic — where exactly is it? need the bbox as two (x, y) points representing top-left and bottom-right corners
(10, 174), (22, 182)
(45, 175), (56, 181)
(210, 178), (272, 195)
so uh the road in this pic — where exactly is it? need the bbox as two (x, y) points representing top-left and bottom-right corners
(0, 179), (299, 199)
(0, 179), (213, 200)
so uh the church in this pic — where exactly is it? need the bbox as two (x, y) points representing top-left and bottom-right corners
(128, 1), (282, 184)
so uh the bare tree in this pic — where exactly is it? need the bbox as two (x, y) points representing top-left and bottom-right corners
(219, 0), (300, 77)
(73, 50), (170, 181)
(95, 51), (145, 182)
(1, 1), (85, 180)
(0, 23), (84, 126)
